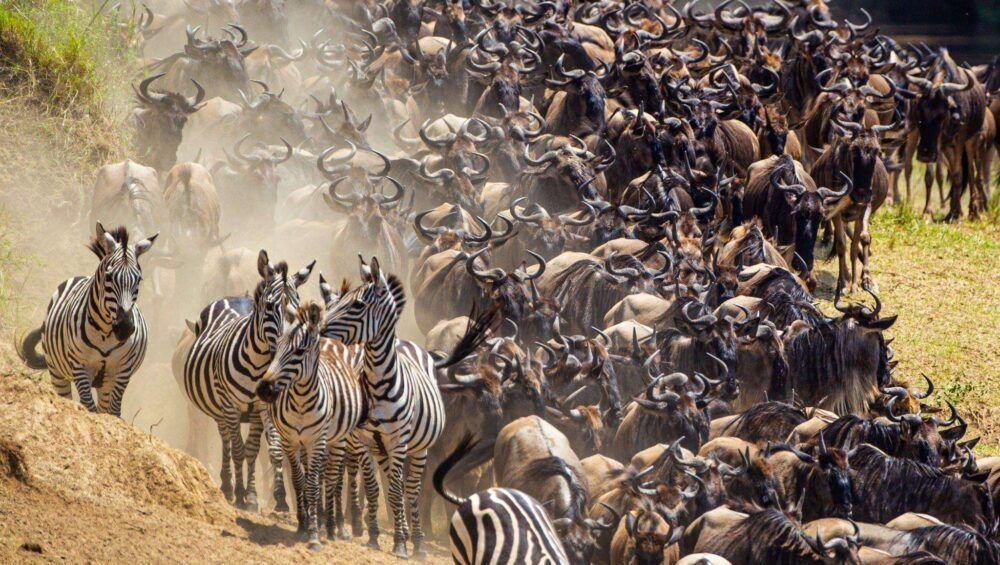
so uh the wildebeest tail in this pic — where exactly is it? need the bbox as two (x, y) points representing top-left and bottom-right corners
(434, 432), (481, 507)
(434, 303), (499, 369)
(17, 327), (46, 370)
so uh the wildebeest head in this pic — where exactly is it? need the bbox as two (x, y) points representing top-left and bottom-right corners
(631, 373), (712, 452)
(622, 499), (685, 564)
(908, 67), (976, 162)
(883, 393), (968, 468)
(131, 73), (205, 172)
(182, 25), (256, 99)
(214, 135), (292, 226)
(509, 198), (596, 259)
(829, 118), (893, 203)
(465, 248), (546, 323)
(237, 82), (307, 144)
(323, 175), (405, 240)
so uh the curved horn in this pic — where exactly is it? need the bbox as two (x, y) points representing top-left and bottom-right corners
(465, 248), (505, 282)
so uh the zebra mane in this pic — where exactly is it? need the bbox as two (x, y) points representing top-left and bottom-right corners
(88, 225), (129, 259)
(386, 273), (406, 313)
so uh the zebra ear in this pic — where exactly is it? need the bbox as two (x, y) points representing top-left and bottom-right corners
(293, 260), (316, 288)
(257, 249), (272, 278)
(370, 256), (387, 291)
(135, 233), (158, 258)
(358, 254), (372, 282)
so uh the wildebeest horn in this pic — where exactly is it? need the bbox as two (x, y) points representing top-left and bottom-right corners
(510, 197), (547, 225)
(860, 281), (882, 317)
(818, 171), (852, 200)
(465, 248), (505, 282)
(585, 503), (619, 531)
(417, 158), (456, 182)
(374, 177), (405, 207)
(523, 144), (561, 166)
(317, 141), (357, 178)
(267, 138), (294, 165)
(413, 210), (446, 243)
(136, 72), (167, 104)
(225, 24), (249, 48)
(233, 133), (260, 162)
(604, 252), (640, 279)
(714, 0), (749, 30)
(718, 447), (750, 477)
(418, 119), (457, 148)
(682, 302), (717, 326)
(521, 251), (546, 281)
(911, 373), (935, 399)
(846, 8), (872, 35)
(818, 430), (829, 458)
(462, 216), (493, 245)
(885, 395), (923, 427)
(930, 400), (960, 427)
(940, 68), (976, 94)
(558, 203), (597, 227)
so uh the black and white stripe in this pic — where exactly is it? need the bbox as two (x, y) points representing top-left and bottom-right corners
(18, 224), (155, 416)
(434, 435), (569, 565)
(255, 300), (366, 548)
(180, 249), (313, 510)
(321, 257), (446, 558)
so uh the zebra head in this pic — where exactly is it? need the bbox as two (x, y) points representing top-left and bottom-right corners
(321, 255), (405, 345)
(89, 223), (157, 339)
(257, 302), (324, 402)
(254, 249), (316, 346)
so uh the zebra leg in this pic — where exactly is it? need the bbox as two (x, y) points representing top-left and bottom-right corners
(306, 437), (328, 551)
(261, 410), (288, 512)
(71, 367), (98, 412)
(106, 375), (131, 418)
(325, 439), (350, 540)
(243, 408), (264, 512)
(51, 375), (72, 400)
(361, 449), (381, 549)
(406, 451), (429, 559)
(374, 446), (410, 558)
(217, 420), (234, 502)
(289, 452), (308, 534)
(345, 444), (364, 537)
(226, 411), (248, 508)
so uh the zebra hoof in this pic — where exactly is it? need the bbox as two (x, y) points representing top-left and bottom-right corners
(244, 493), (258, 513)
(411, 548), (428, 561)
(308, 540), (322, 552)
(367, 536), (380, 551)
(339, 527), (352, 541)
(392, 542), (409, 559)
(274, 499), (290, 513)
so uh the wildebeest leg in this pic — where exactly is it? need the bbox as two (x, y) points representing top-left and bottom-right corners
(848, 218), (863, 293)
(935, 159), (946, 208)
(833, 216), (850, 291)
(858, 205), (874, 290)
(967, 138), (986, 219)
(945, 149), (967, 222)
(903, 130), (918, 203)
(922, 163), (935, 218)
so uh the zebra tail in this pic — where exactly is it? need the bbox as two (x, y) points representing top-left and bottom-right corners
(434, 433), (483, 507)
(17, 327), (47, 370)
(434, 303), (499, 370)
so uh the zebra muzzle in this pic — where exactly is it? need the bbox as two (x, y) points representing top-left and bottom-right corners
(256, 379), (281, 403)
(112, 315), (135, 341)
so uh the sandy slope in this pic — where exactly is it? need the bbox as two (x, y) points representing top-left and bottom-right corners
(0, 376), (449, 564)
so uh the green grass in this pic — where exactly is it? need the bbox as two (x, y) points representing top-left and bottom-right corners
(0, 0), (136, 159)
(814, 202), (1000, 453)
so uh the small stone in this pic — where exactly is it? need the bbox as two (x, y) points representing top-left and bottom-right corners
(20, 542), (43, 554)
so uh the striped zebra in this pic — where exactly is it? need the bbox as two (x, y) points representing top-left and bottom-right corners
(180, 249), (314, 510)
(18, 224), (156, 416)
(255, 298), (366, 549)
(434, 434), (569, 565)
(321, 256), (492, 558)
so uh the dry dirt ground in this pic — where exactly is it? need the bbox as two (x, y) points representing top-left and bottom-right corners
(0, 377), (451, 564)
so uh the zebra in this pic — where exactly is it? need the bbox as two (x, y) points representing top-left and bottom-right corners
(179, 249), (314, 511)
(255, 297), (366, 549)
(18, 223), (156, 416)
(320, 255), (493, 558)
(433, 434), (570, 565)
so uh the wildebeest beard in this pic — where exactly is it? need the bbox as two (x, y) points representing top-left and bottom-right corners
(780, 320), (884, 414)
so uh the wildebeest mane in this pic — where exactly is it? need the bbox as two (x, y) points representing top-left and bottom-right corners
(818, 415), (901, 456)
(713, 507), (826, 564)
(722, 401), (807, 444)
(521, 455), (589, 519)
(902, 524), (1000, 564)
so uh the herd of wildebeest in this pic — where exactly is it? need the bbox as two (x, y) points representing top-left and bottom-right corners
(15, 0), (1000, 563)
